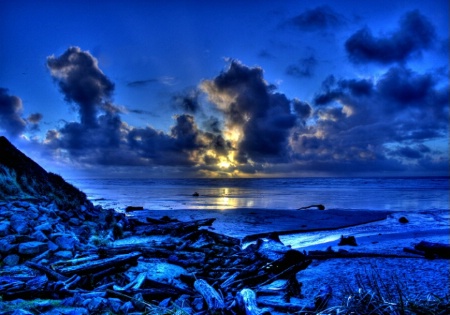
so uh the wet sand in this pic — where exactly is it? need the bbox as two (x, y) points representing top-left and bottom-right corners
(136, 208), (391, 240)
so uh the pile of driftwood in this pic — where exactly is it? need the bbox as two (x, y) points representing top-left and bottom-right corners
(0, 211), (335, 314)
(1, 205), (449, 315)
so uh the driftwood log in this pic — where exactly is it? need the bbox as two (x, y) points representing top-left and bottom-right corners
(134, 218), (216, 236)
(415, 241), (450, 259)
(57, 252), (142, 276)
(194, 279), (225, 311)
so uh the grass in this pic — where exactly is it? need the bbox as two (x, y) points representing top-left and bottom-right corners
(0, 164), (90, 210)
(316, 268), (450, 315)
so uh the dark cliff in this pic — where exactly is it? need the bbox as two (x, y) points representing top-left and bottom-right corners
(0, 136), (91, 209)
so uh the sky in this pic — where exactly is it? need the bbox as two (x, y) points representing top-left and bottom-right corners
(0, 0), (448, 178)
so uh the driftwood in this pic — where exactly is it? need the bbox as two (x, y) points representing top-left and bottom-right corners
(414, 241), (450, 259)
(194, 279), (225, 311)
(57, 252), (142, 276)
(236, 288), (268, 315)
(298, 204), (325, 210)
(125, 206), (144, 212)
(134, 218), (216, 236)
(25, 261), (68, 281)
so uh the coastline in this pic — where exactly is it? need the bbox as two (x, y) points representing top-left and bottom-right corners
(132, 208), (391, 240)
(130, 207), (450, 309)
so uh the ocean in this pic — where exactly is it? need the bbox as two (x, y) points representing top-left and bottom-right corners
(69, 177), (449, 212)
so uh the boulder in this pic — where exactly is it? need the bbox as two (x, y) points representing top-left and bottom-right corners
(54, 235), (78, 251)
(18, 242), (48, 255)
(10, 214), (30, 234)
(0, 238), (17, 254)
(399, 216), (409, 224)
(54, 251), (73, 260)
(0, 221), (10, 237)
(3, 254), (20, 266)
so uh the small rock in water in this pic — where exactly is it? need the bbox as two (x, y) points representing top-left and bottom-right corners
(399, 216), (409, 224)
(192, 192), (200, 197)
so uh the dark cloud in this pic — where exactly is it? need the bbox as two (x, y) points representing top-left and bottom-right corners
(288, 6), (346, 32)
(391, 146), (424, 159)
(286, 56), (318, 78)
(202, 116), (222, 133)
(258, 49), (275, 59)
(26, 113), (43, 132)
(0, 88), (27, 137)
(345, 10), (436, 64)
(47, 46), (115, 127)
(292, 99), (312, 121)
(27, 113), (43, 124)
(201, 61), (299, 163)
(41, 49), (447, 176)
(126, 79), (159, 87)
(127, 108), (159, 117)
(292, 65), (448, 175)
(172, 89), (202, 113)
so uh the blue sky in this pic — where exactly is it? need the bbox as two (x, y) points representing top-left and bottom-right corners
(0, 0), (448, 178)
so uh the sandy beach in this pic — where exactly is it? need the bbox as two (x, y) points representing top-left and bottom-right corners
(134, 208), (450, 309)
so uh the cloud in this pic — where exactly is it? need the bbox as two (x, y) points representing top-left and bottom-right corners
(126, 79), (159, 87)
(0, 88), (27, 137)
(288, 6), (346, 32)
(201, 61), (306, 164)
(172, 89), (202, 113)
(290, 65), (448, 175)
(27, 113), (43, 124)
(47, 46), (115, 127)
(345, 10), (436, 64)
(40, 49), (447, 177)
(127, 76), (175, 87)
(286, 56), (318, 78)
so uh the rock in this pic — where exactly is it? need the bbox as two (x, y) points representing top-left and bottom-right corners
(47, 241), (59, 251)
(11, 309), (34, 315)
(54, 251), (74, 260)
(83, 297), (108, 313)
(3, 254), (20, 266)
(68, 218), (81, 226)
(31, 230), (48, 242)
(18, 241), (48, 255)
(399, 216), (409, 223)
(54, 235), (78, 251)
(119, 301), (135, 314)
(192, 192), (199, 197)
(0, 237), (17, 254)
(338, 235), (357, 246)
(34, 222), (53, 233)
(10, 214), (30, 234)
(108, 298), (123, 313)
(0, 221), (10, 236)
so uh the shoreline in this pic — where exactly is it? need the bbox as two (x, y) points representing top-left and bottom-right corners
(130, 208), (392, 240)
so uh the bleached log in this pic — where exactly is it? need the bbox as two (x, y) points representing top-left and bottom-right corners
(57, 252), (142, 276)
(236, 288), (269, 315)
(194, 279), (225, 311)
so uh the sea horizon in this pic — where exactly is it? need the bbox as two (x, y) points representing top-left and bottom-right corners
(69, 176), (449, 213)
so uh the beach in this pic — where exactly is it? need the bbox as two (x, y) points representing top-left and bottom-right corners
(131, 207), (450, 309)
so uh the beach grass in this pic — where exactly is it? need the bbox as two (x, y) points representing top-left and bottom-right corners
(319, 267), (450, 315)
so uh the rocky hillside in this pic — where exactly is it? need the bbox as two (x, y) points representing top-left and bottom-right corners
(0, 136), (90, 209)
